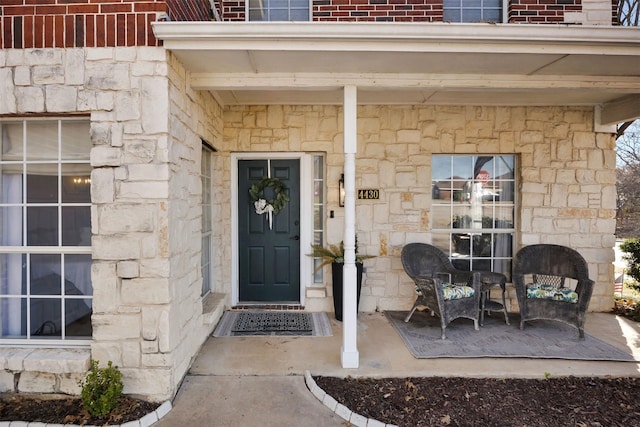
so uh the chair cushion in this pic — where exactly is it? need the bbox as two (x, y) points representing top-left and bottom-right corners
(414, 284), (475, 301)
(441, 284), (475, 301)
(526, 283), (578, 303)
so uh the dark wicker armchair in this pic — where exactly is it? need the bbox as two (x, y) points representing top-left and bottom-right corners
(513, 244), (595, 339)
(401, 243), (481, 339)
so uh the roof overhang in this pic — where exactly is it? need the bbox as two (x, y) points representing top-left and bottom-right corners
(152, 22), (640, 125)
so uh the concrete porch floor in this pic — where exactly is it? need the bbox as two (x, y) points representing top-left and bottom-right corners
(156, 311), (640, 426)
(190, 311), (640, 378)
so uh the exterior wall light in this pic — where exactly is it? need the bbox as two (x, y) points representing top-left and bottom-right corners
(339, 174), (345, 207)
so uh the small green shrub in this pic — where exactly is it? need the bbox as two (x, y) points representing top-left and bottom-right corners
(620, 239), (640, 292)
(79, 360), (124, 417)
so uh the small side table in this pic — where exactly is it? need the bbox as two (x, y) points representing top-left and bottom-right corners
(479, 272), (510, 326)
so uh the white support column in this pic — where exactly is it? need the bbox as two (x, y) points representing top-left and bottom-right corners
(341, 85), (359, 369)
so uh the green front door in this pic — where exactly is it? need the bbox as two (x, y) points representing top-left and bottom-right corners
(238, 159), (300, 302)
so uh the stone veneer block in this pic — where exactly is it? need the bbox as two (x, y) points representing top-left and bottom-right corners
(0, 371), (14, 392)
(121, 278), (171, 305)
(119, 182), (169, 199)
(0, 69), (17, 114)
(16, 86), (45, 112)
(59, 373), (84, 395)
(45, 85), (77, 112)
(118, 261), (140, 278)
(23, 349), (90, 374)
(99, 204), (155, 233)
(17, 371), (57, 393)
(141, 77), (169, 134)
(91, 146), (122, 167)
(1, 348), (34, 371)
(92, 314), (141, 341)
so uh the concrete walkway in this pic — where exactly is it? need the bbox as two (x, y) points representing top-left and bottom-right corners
(155, 312), (640, 426)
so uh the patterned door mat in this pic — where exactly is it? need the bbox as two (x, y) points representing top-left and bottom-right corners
(213, 311), (333, 337)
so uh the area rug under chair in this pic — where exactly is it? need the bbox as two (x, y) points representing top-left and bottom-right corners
(385, 310), (636, 361)
(213, 311), (333, 337)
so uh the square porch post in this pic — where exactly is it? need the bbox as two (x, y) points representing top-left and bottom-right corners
(341, 85), (359, 368)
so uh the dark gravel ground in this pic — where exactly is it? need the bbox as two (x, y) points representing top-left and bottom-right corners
(0, 394), (159, 425)
(314, 376), (640, 427)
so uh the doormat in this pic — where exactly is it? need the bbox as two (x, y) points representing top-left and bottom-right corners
(385, 310), (636, 361)
(213, 311), (333, 337)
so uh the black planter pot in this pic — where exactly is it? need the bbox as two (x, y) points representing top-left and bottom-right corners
(331, 262), (363, 321)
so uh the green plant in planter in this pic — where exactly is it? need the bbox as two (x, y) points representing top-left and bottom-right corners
(309, 237), (376, 321)
(308, 238), (376, 272)
(78, 360), (124, 417)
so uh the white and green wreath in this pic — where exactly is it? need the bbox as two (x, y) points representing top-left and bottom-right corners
(249, 177), (290, 229)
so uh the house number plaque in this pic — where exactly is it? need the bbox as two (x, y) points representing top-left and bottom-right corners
(357, 189), (380, 200)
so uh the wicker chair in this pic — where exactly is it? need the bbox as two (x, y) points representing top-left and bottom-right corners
(401, 243), (481, 339)
(513, 244), (594, 339)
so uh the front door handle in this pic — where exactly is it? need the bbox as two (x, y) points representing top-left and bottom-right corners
(290, 235), (300, 241)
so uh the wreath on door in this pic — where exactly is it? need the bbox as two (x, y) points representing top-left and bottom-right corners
(249, 177), (290, 229)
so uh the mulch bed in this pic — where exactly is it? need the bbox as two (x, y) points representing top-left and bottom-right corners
(314, 376), (640, 427)
(0, 394), (159, 425)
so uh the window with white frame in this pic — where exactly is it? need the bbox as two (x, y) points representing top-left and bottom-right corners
(443, 0), (502, 23)
(201, 144), (213, 296)
(431, 155), (515, 280)
(312, 154), (325, 284)
(0, 119), (92, 342)
(247, 0), (311, 21)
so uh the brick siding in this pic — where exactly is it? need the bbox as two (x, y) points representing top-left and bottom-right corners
(0, 0), (212, 49)
(222, 0), (245, 21)
(219, 0), (621, 23)
(312, 0), (444, 22)
(508, 0), (582, 23)
(166, 0), (213, 21)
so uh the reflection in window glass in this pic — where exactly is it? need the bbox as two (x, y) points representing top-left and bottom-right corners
(432, 155), (515, 279)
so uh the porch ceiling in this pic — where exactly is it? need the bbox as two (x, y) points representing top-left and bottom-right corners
(152, 22), (640, 125)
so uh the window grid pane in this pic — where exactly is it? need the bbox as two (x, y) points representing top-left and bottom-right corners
(0, 119), (92, 343)
(201, 146), (213, 296)
(248, 0), (310, 21)
(443, 0), (502, 23)
(313, 155), (325, 284)
(432, 155), (515, 280)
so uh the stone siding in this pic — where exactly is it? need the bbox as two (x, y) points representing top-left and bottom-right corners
(0, 46), (223, 401)
(0, 47), (618, 400)
(0, 349), (90, 394)
(222, 105), (616, 314)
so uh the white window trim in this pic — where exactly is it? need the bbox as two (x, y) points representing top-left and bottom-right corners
(201, 145), (214, 297)
(431, 154), (516, 276)
(0, 118), (92, 347)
